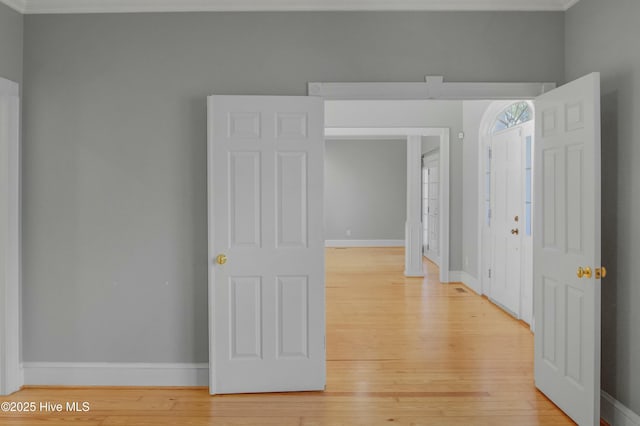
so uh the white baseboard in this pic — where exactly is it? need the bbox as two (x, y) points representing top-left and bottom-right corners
(448, 270), (481, 294)
(325, 239), (404, 247)
(22, 362), (209, 387)
(602, 391), (640, 426)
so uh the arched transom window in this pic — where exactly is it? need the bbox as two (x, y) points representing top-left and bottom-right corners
(492, 102), (532, 133)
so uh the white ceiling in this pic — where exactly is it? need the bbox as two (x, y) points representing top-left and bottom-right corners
(1, 0), (580, 15)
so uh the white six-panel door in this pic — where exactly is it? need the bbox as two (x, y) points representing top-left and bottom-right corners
(534, 73), (601, 425)
(207, 96), (325, 394)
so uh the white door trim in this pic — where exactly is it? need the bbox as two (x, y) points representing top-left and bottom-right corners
(325, 127), (449, 282)
(0, 76), (21, 396)
(310, 76), (555, 100)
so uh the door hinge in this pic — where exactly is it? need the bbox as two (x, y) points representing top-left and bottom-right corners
(488, 148), (493, 159)
(488, 268), (492, 278)
(488, 208), (492, 219)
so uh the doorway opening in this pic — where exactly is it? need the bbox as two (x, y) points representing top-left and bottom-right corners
(422, 149), (440, 267)
(324, 122), (450, 283)
(478, 100), (534, 325)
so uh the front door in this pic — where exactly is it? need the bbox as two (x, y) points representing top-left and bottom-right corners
(533, 72), (602, 425)
(490, 126), (523, 315)
(207, 95), (325, 394)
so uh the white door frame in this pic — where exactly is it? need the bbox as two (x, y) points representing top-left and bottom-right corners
(0, 76), (21, 396)
(325, 127), (450, 283)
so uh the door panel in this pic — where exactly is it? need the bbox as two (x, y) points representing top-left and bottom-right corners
(534, 73), (601, 425)
(229, 152), (261, 248)
(277, 276), (309, 358)
(277, 152), (308, 247)
(208, 95), (325, 394)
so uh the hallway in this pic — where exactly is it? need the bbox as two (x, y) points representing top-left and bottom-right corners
(1, 248), (573, 425)
(324, 247), (572, 425)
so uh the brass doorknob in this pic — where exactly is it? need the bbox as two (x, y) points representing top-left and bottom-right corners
(511, 229), (519, 235)
(595, 266), (607, 279)
(577, 266), (592, 279)
(216, 254), (227, 265)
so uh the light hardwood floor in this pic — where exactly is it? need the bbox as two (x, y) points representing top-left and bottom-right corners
(1, 247), (574, 425)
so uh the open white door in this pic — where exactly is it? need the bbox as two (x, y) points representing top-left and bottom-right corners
(534, 73), (601, 425)
(207, 96), (325, 394)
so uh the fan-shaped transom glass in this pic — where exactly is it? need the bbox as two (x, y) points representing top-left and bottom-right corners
(492, 102), (532, 133)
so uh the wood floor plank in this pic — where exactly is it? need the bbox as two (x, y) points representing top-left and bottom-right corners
(0, 248), (574, 425)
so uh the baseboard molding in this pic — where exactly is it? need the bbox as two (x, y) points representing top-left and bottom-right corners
(602, 391), (640, 426)
(22, 362), (209, 387)
(325, 239), (404, 247)
(448, 270), (481, 294)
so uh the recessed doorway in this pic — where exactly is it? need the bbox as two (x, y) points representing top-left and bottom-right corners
(479, 101), (534, 324)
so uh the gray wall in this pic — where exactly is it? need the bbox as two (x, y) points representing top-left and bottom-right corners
(22, 11), (565, 363)
(566, 0), (640, 414)
(0, 2), (22, 84)
(325, 139), (406, 240)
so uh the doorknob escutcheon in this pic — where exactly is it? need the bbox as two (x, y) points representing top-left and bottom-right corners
(216, 254), (227, 265)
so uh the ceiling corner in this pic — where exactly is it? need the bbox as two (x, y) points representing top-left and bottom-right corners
(1, 0), (26, 13)
(561, 0), (580, 11)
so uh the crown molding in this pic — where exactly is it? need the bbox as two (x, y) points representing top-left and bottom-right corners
(0, 0), (26, 13)
(0, 0), (579, 15)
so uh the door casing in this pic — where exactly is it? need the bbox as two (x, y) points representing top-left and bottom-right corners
(0, 76), (21, 396)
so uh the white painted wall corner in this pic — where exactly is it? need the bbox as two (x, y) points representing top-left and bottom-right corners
(448, 270), (481, 294)
(602, 391), (640, 426)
